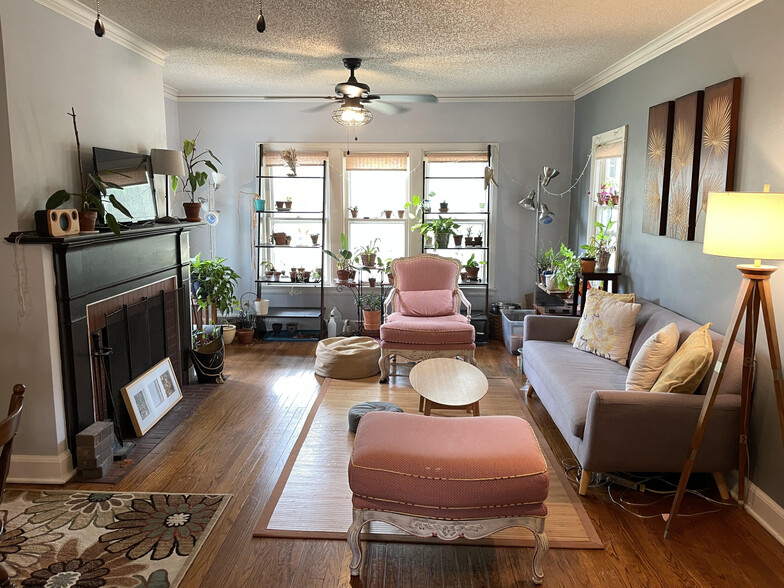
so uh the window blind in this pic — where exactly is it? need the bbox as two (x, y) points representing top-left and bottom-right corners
(345, 152), (408, 171)
(425, 151), (488, 163)
(595, 141), (624, 160)
(263, 150), (328, 166)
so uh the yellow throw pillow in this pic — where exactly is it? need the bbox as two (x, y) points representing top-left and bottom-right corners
(625, 323), (680, 390)
(651, 323), (714, 394)
(572, 291), (642, 365)
(569, 289), (636, 343)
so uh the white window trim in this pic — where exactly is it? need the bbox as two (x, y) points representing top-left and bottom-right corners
(256, 142), (498, 289)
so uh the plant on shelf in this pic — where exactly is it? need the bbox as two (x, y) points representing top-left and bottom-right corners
(439, 199), (449, 213)
(172, 134), (221, 220)
(46, 108), (132, 235)
(552, 244), (579, 292)
(578, 242), (597, 274)
(588, 217), (617, 272)
(358, 292), (384, 331)
(325, 232), (355, 282)
(412, 216), (460, 249)
(349, 205), (359, 218)
(281, 148), (297, 176)
(285, 196), (292, 209)
(464, 226), (475, 247)
(190, 254), (240, 324)
(403, 194), (424, 219)
(474, 229), (484, 247)
(378, 258), (394, 284)
(356, 238), (380, 267)
(462, 253), (486, 280)
(596, 179), (620, 206)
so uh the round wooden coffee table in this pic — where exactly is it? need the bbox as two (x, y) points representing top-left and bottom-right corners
(409, 358), (488, 416)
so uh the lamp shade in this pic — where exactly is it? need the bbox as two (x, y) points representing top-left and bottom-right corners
(703, 192), (784, 261)
(150, 148), (185, 176)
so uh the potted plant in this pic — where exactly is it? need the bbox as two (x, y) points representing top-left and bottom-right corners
(539, 247), (557, 285)
(465, 227), (475, 247)
(190, 326), (224, 383)
(439, 200), (449, 213)
(261, 260), (275, 281)
(349, 205), (359, 218)
(475, 230), (484, 247)
(383, 210), (393, 218)
(357, 238), (380, 267)
(272, 232), (287, 246)
(463, 253), (486, 280)
(310, 232), (320, 245)
(172, 134), (221, 221)
(453, 232), (463, 247)
(552, 244), (579, 292)
(325, 232), (354, 282)
(281, 148), (297, 177)
(591, 218), (616, 272)
(190, 254), (240, 326)
(597, 180), (620, 206)
(404, 194), (424, 219)
(45, 109), (131, 236)
(276, 200), (286, 211)
(358, 292), (383, 331)
(368, 277), (377, 287)
(254, 194), (266, 212)
(412, 216), (460, 249)
(378, 258), (394, 284)
(235, 305), (255, 344)
(397, 210), (405, 218)
(578, 242), (597, 274)
(285, 196), (292, 209)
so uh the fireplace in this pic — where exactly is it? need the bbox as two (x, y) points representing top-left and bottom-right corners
(9, 224), (199, 462)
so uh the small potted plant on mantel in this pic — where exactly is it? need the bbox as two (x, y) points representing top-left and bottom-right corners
(172, 134), (222, 221)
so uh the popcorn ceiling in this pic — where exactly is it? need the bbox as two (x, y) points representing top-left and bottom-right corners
(80, 0), (715, 97)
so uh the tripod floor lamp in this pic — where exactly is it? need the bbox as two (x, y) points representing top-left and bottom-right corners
(665, 189), (784, 537)
(150, 148), (185, 224)
(519, 166), (559, 287)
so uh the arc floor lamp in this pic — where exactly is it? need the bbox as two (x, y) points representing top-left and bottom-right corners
(665, 188), (784, 537)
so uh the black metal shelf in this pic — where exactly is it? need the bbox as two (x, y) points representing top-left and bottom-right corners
(256, 244), (322, 249)
(258, 308), (322, 319)
(256, 175), (323, 180)
(258, 209), (323, 214)
(424, 211), (489, 216)
(424, 176), (486, 180)
(424, 246), (487, 251)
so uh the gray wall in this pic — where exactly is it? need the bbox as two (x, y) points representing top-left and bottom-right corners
(570, 0), (784, 505)
(173, 99), (575, 318)
(0, 0), (166, 466)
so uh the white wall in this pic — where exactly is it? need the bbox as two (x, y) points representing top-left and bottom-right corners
(0, 0), (166, 479)
(172, 99), (575, 318)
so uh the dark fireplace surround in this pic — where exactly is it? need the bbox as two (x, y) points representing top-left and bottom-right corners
(12, 224), (197, 462)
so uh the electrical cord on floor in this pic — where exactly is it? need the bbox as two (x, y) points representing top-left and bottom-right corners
(561, 458), (605, 488)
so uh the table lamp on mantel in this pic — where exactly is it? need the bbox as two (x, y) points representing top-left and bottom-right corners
(665, 187), (784, 537)
(150, 148), (185, 224)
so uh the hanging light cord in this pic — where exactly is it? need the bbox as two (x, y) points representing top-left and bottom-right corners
(541, 153), (592, 197)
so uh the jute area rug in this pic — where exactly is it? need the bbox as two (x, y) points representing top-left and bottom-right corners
(254, 376), (602, 549)
(0, 490), (230, 587)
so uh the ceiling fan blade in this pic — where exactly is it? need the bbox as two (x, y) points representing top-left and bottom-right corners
(376, 94), (438, 103)
(263, 96), (338, 101)
(363, 101), (408, 115)
(302, 101), (339, 113)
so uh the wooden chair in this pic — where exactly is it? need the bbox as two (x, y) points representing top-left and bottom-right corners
(0, 384), (26, 588)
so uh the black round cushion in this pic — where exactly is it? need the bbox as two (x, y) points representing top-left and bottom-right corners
(348, 401), (403, 433)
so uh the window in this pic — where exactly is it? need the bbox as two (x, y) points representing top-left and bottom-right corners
(587, 127), (627, 272)
(345, 153), (409, 264)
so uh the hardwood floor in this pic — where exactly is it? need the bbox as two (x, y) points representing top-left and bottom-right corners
(41, 341), (784, 587)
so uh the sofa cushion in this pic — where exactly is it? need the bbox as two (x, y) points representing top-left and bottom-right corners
(524, 341), (628, 438)
(380, 316), (475, 346)
(572, 291), (641, 365)
(625, 323), (679, 391)
(569, 289), (636, 342)
(386, 311), (468, 323)
(397, 289), (455, 317)
(652, 323), (714, 394)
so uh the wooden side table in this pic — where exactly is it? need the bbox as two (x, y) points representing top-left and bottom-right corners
(571, 272), (622, 316)
(410, 358), (488, 416)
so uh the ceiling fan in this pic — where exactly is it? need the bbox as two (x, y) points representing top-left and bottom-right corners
(275, 58), (438, 126)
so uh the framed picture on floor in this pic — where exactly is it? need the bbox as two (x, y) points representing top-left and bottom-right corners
(121, 358), (182, 436)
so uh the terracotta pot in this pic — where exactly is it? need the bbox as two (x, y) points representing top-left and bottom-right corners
(79, 210), (98, 232)
(453, 235), (463, 247)
(466, 266), (480, 280)
(465, 237), (475, 247)
(611, 195), (620, 205)
(360, 253), (376, 267)
(363, 309), (381, 331)
(272, 232), (287, 245)
(368, 277), (376, 287)
(348, 270), (356, 281)
(461, 271), (468, 282)
(183, 202), (202, 221)
(474, 237), (483, 247)
(350, 209), (358, 218)
(336, 269), (350, 282)
(272, 271), (282, 281)
(236, 328), (254, 344)
(302, 271), (311, 282)
(310, 234), (319, 245)
(275, 201), (285, 210)
(284, 201), (292, 209)
(439, 207), (448, 213)
(264, 271), (274, 281)
(387, 273), (394, 285)
(580, 259), (596, 274)
(397, 210), (405, 218)
(384, 210), (392, 218)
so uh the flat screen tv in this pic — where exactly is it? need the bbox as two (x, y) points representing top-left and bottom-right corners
(92, 147), (157, 224)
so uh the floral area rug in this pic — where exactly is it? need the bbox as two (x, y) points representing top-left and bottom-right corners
(0, 490), (230, 587)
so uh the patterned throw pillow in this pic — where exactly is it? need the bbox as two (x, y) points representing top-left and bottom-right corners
(568, 289), (636, 343)
(625, 322), (680, 390)
(651, 323), (714, 394)
(572, 290), (641, 365)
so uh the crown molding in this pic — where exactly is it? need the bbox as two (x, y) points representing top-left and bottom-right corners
(170, 94), (574, 104)
(572, 0), (763, 99)
(163, 85), (179, 101)
(32, 0), (167, 67)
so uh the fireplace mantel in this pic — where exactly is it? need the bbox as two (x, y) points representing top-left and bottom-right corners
(7, 222), (202, 460)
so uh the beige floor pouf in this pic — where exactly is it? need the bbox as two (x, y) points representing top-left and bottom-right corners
(315, 337), (381, 379)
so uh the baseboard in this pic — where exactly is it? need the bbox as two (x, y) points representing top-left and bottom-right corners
(729, 476), (784, 547)
(8, 450), (76, 484)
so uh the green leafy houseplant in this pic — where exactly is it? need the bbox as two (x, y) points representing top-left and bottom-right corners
(325, 232), (355, 271)
(190, 254), (240, 323)
(463, 253), (486, 279)
(552, 244), (579, 291)
(45, 108), (132, 236)
(356, 238), (380, 267)
(172, 134), (222, 203)
(412, 216), (460, 248)
(358, 292), (384, 311)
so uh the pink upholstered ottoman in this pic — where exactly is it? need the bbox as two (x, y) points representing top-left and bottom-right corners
(347, 412), (550, 583)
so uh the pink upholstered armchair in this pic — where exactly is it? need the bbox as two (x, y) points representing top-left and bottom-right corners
(378, 254), (476, 382)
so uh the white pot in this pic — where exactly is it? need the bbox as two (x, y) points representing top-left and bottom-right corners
(545, 274), (556, 291)
(221, 324), (237, 345)
(254, 299), (270, 315)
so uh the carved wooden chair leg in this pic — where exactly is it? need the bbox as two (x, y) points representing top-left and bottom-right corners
(378, 353), (389, 384)
(578, 470), (592, 496)
(532, 526), (549, 585)
(347, 509), (367, 576)
(526, 384), (535, 398)
(468, 350), (477, 366)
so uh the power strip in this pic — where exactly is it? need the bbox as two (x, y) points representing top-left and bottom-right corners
(600, 473), (646, 492)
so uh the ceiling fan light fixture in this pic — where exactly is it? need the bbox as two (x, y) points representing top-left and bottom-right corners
(94, 0), (105, 37)
(332, 104), (373, 127)
(256, 0), (266, 32)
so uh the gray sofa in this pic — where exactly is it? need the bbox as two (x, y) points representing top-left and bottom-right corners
(522, 298), (742, 495)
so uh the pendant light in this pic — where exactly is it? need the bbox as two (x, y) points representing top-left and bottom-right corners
(94, 0), (105, 37)
(256, 0), (266, 32)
